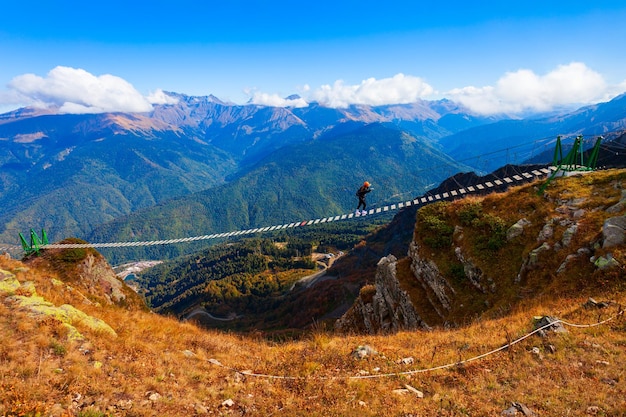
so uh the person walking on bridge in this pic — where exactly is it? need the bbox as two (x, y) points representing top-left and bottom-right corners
(356, 181), (373, 215)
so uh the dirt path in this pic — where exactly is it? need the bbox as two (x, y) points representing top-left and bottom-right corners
(184, 309), (240, 321)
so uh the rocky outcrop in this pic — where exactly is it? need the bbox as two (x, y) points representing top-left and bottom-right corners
(77, 253), (127, 304)
(408, 241), (455, 316)
(24, 244), (140, 308)
(0, 267), (117, 340)
(335, 255), (429, 334)
(454, 246), (492, 293)
(336, 171), (625, 335)
(606, 189), (626, 214)
(561, 223), (578, 247)
(507, 218), (531, 241)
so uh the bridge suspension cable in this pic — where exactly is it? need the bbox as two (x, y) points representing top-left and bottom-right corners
(36, 166), (557, 251)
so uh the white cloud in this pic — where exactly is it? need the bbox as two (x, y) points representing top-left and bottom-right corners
(0, 88), (28, 113)
(310, 73), (435, 108)
(6, 66), (154, 114)
(3, 63), (623, 117)
(146, 89), (179, 105)
(607, 78), (626, 101)
(250, 92), (309, 108)
(447, 62), (614, 115)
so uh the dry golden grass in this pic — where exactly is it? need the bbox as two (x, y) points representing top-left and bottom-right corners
(2, 169), (626, 416)
(2, 253), (625, 416)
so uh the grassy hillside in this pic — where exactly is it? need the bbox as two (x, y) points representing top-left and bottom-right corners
(1, 245), (625, 416)
(399, 168), (626, 328)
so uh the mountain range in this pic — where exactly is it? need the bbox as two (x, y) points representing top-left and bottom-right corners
(1, 91), (625, 261)
(439, 93), (626, 172)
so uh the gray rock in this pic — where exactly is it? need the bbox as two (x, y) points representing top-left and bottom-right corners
(537, 221), (554, 242)
(556, 254), (578, 274)
(404, 384), (424, 397)
(409, 241), (454, 313)
(586, 405), (601, 415)
(528, 243), (551, 266)
(501, 402), (537, 416)
(513, 402), (537, 416)
(594, 254), (620, 270)
(584, 297), (611, 309)
(534, 316), (567, 336)
(501, 406), (518, 416)
(606, 189), (626, 213)
(352, 345), (377, 359)
(335, 254), (430, 334)
(561, 224), (578, 247)
(78, 253), (127, 304)
(572, 208), (586, 219)
(507, 218), (531, 241)
(455, 247), (488, 293)
(147, 392), (161, 401)
(602, 216), (626, 248)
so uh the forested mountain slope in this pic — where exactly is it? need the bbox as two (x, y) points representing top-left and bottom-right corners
(87, 123), (470, 264)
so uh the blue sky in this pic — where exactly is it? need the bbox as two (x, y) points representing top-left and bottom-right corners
(1, 0), (626, 115)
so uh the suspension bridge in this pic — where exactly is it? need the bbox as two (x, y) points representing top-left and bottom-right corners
(15, 165), (557, 253)
(5, 132), (623, 256)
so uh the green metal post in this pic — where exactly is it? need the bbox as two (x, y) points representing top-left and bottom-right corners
(29, 229), (42, 254)
(18, 229), (48, 255)
(552, 136), (562, 167)
(19, 232), (33, 254)
(578, 135), (585, 167)
(586, 136), (602, 169)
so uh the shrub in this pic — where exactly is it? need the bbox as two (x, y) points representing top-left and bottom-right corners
(58, 248), (88, 263)
(449, 263), (466, 282)
(473, 213), (508, 250)
(417, 202), (454, 249)
(458, 201), (483, 226)
(359, 284), (377, 304)
(49, 340), (66, 356)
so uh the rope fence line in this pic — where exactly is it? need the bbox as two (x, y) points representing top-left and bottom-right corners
(37, 166), (557, 251)
(206, 311), (621, 381)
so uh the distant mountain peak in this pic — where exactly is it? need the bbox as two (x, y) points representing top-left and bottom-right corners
(161, 91), (230, 106)
(0, 105), (60, 124)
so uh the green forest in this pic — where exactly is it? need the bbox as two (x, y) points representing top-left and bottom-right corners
(136, 219), (386, 327)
